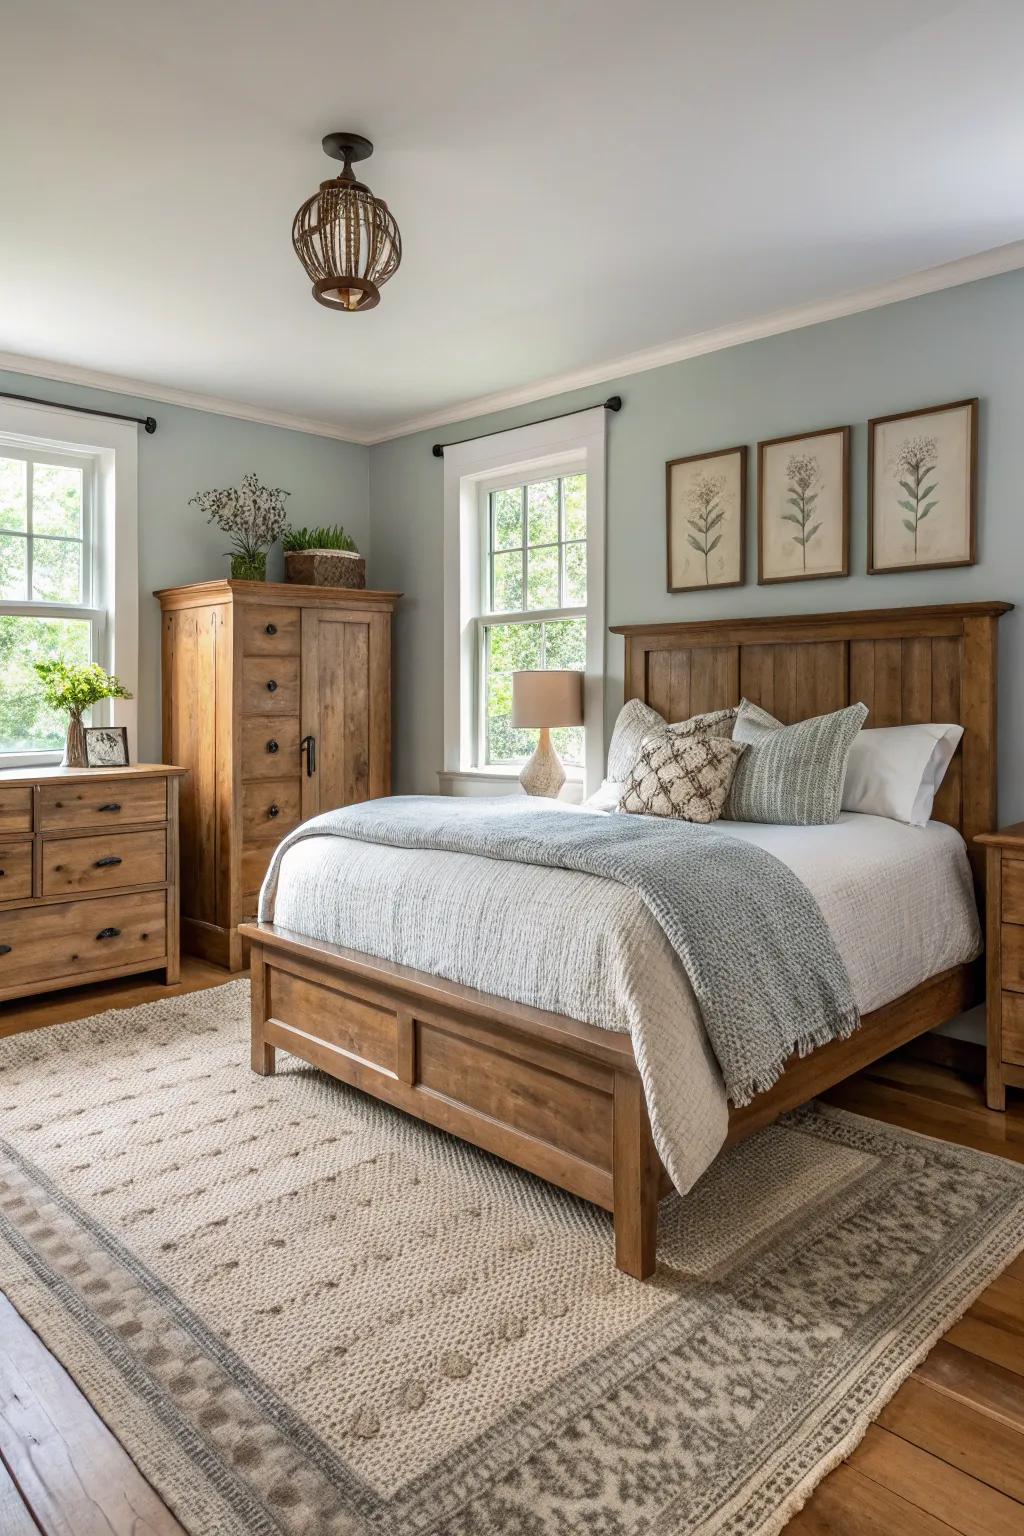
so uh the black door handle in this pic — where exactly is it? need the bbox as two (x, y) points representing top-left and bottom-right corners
(266, 739), (279, 754)
(94, 856), (123, 868)
(266, 679), (278, 693)
(301, 734), (316, 777)
(268, 804), (280, 819)
(265, 622), (277, 635)
(98, 803), (121, 813)
(96, 927), (121, 940)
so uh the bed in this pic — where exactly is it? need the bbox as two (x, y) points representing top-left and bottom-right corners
(239, 601), (1009, 1279)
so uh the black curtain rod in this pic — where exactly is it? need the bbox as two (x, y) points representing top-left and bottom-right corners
(431, 395), (621, 457)
(0, 389), (157, 434)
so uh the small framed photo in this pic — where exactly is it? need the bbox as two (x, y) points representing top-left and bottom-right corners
(84, 725), (130, 768)
(868, 398), (978, 574)
(666, 445), (746, 592)
(757, 425), (849, 584)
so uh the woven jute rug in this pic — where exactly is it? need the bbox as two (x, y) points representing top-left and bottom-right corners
(1, 982), (1022, 1535)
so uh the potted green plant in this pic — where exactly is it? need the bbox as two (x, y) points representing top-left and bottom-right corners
(189, 473), (290, 581)
(281, 525), (366, 588)
(34, 659), (133, 767)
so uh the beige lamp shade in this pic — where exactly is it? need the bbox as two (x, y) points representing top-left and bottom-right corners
(511, 669), (584, 728)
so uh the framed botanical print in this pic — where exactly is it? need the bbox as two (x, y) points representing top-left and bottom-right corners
(868, 398), (978, 573)
(666, 445), (746, 593)
(757, 425), (850, 584)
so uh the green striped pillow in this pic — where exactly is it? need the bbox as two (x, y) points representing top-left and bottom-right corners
(726, 699), (868, 825)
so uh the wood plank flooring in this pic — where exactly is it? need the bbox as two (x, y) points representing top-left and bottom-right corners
(1, 963), (1023, 1534)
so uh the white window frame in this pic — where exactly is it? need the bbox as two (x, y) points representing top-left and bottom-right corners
(441, 407), (606, 799)
(0, 399), (139, 768)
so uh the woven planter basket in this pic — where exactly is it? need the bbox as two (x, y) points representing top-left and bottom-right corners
(284, 549), (366, 588)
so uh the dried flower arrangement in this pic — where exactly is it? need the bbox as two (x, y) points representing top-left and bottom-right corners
(189, 473), (291, 580)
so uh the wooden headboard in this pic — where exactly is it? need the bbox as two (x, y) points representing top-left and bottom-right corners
(611, 602), (1011, 881)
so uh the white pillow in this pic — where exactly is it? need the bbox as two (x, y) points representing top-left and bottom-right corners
(582, 778), (623, 812)
(841, 724), (963, 826)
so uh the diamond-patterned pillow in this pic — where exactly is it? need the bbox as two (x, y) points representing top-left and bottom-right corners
(619, 732), (747, 823)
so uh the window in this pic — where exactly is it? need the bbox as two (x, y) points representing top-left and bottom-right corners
(441, 406), (606, 798)
(0, 447), (106, 757)
(480, 472), (587, 767)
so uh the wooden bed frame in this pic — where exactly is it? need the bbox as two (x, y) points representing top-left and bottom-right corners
(240, 601), (1010, 1279)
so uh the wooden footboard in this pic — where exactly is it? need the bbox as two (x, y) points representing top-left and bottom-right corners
(241, 921), (666, 1278)
(240, 920), (978, 1280)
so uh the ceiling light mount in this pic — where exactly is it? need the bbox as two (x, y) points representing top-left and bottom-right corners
(292, 130), (402, 313)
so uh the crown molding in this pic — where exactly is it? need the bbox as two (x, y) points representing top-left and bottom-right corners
(3, 238), (1023, 450)
(0, 349), (373, 444)
(364, 237), (1024, 444)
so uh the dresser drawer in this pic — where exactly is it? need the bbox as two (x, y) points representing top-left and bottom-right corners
(0, 841), (33, 900)
(37, 777), (167, 832)
(1002, 855), (1024, 925)
(238, 605), (301, 656)
(1001, 923), (1024, 992)
(241, 656), (300, 715)
(0, 786), (33, 834)
(0, 889), (167, 992)
(41, 828), (167, 897)
(241, 716), (301, 780)
(242, 779), (302, 841)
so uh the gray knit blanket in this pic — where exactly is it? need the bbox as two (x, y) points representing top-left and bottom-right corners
(259, 797), (858, 1106)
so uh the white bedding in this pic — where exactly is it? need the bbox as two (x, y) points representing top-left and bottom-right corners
(268, 805), (980, 1192)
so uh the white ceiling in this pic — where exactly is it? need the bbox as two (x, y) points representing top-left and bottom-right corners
(3, 0), (1024, 442)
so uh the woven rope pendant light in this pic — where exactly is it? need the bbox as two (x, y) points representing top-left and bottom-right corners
(292, 133), (402, 312)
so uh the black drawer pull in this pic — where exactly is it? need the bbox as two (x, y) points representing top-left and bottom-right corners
(96, 927), (121, 941)
(0, 944), (10, 956)
(0, 870), (5, 878)
(266, 739), (279, 754)
(268, 803), (280, 818)
(98, 802), (122, 813)
(266, 679), (278, 693)
(265, 622), (277, 635)
(94, 855), (123, 869)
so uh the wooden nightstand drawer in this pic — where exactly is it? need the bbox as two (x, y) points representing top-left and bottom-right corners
(0, 787), (33, 834)
(41, 828), (167, 897)
(0, 841), (33, 900)
(1002, 854), (1024, 924)
(37, 776), (167, 832)
(1001, 924), (1024, 992)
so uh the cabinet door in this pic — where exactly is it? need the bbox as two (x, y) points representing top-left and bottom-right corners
(300, 608), (392, 818)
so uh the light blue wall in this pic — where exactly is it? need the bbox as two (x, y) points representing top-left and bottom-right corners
(0, 367), (370, 758)
(369, 268), (1024, 820)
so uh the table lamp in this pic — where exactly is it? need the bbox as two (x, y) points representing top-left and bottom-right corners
(511, 669), (584, 797)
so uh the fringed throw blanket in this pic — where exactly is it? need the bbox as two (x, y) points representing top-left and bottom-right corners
(260, 797), (858, 1112)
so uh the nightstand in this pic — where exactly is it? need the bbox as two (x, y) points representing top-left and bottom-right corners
(975, 824), (1024, 1111)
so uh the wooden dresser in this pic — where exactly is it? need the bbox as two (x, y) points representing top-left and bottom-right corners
(156, 579), (401, 971)
(977, 823), (1024, 1110)
(0, 764), (184, 1003)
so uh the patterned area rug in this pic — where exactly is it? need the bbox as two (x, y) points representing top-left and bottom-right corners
(1, 982), (1022, 1536)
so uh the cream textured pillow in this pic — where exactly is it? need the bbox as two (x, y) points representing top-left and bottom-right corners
(620, 732), (747, 823)
(606, 700), (737, 782)
(726, 699), (867, 825)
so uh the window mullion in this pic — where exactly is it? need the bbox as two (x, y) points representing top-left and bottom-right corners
(520, 485), (527, 612)
(25, 459), (33, 602)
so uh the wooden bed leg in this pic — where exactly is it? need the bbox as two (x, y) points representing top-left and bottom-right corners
(249, 942), (275, 1076)
(613, 1072), (659, 1280)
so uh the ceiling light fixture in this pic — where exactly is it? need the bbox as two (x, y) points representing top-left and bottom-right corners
(292, 133), (402, 313)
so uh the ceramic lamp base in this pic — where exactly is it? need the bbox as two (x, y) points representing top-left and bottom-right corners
(519, 727), (566, 798)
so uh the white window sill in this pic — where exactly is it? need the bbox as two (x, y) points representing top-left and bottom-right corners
(0, 750), (62, 771)
(437, 768), (583, 804)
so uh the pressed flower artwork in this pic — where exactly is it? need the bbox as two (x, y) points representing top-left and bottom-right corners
(666, 446), (745, 592)
(869, 399), (977, 573)
(758, 426), (849, 583)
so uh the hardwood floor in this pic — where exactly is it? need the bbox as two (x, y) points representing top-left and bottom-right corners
(1, 965), (1022, 1535)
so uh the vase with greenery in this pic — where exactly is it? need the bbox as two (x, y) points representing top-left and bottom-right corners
(281, 524), (365, 588)
(189, 473), (291, 581)
(34, 659), (133, 767)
